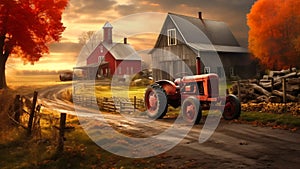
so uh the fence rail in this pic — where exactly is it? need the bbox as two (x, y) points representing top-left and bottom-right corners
(73, 95), (145, 113)
(7, 91), (69, 156)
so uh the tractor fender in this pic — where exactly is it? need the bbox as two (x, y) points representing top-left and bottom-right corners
(154, 80), (177, 96)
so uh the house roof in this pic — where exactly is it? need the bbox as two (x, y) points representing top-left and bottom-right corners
(103, 42), (141, 61)
(188, 43), (248, 53)
(153, 13), (248, 53)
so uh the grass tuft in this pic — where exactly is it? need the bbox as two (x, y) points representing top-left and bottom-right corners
(240, 111), (300, 128)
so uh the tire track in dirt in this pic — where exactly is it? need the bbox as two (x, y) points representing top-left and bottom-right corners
(37, 84), (300, 169)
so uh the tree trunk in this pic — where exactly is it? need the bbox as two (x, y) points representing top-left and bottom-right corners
(0, 55), (8, 89)
(0, 34), (9, 89)
(249, 83), (272, 96)
(272, 90), (296, 101)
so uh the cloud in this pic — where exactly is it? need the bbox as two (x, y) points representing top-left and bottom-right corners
(114, 4), (139, 16)
(49, 42), (82, 53)
(9, 0), (256, 72)
(114, 2), (162, 16)
(117, 0), (256, 47)
(62, 0), (117, 26)
(69, 0), (116, 15)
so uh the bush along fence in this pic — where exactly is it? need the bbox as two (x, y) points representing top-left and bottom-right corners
(7, 91), (70, 155)
(73, 95), (145, 113)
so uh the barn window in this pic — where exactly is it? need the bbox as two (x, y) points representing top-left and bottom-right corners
(217, 67), (224, 78)
(230, 67), (235, 77)
(204, 67), (210, 74)
(131, 67), (134, 74)
(167, 29), (177, 46)
(119, 67), (122, 75)
(100, 46), (103, 53)
(98, 56), (104, 63)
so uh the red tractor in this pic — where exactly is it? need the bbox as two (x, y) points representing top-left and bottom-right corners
(144, 58), (241, 124)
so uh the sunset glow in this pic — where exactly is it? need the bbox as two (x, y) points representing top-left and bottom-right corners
(6, 0), (256, 75)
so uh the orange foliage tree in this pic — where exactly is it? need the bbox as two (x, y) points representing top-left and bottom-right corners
(0, 0), (68, 88)
(247, 0), (300, 69)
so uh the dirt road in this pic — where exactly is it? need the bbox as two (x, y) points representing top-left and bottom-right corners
(38, 84), (300, 169)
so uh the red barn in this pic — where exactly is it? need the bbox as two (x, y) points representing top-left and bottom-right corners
(76, 22), (141, 79)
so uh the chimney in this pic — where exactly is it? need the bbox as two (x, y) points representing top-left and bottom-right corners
(198, 12), (202, 20)
(103, 21), (113, 44)
(124, 37), (127, 44)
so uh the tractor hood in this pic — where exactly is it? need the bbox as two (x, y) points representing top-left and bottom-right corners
(182, 73), (219, 83)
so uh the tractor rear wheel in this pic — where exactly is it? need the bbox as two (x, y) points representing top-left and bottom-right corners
(223, 94), (241, 120)
(182, 97), (202, 124)
(144, 84), (168, 119)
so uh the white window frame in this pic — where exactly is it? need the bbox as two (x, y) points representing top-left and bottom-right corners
(204, 67), (210, 74)
(98, 56), (104, 64)
(167, 29), (177, 46)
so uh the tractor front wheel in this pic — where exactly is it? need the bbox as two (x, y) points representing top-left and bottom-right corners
(144, 84), (168, 119)
(223, 94), (241, 120)
(182, 97), (202, 124)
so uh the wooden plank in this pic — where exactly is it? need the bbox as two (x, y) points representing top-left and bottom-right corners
(272, 90), (296, 101)
(57, 113), (66, 155)
(27, 91), (38, 136)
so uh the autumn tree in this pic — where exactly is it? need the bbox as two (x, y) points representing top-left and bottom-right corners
(0, 0), (68, 88)
(247, 0), (300, 69)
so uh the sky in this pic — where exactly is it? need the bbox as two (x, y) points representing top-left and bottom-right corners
(6, 0), (256, 74)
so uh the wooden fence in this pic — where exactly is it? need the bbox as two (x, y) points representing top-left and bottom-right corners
(7, 91), (69, 155)
(73, 95), (145, 113)
(99, 96), (145, 113)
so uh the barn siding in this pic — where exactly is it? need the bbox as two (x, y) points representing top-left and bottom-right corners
(87, 44), (108, 65)
(115, 60), (142, 76)
(105, 52), (116, 75)
(86, 43), (142, 77)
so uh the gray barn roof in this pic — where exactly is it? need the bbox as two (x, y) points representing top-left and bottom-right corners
(103, 42), (141, 61)
(153, 13), (248, 53)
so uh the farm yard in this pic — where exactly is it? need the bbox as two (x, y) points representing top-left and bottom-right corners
(0, 73), (300, 168)
(1, 0), (300, 168)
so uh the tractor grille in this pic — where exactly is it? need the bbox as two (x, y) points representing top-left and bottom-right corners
(208, 78), (219, 98)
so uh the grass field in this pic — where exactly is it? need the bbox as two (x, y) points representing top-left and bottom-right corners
(7, 74), (60, 86)
(240, 111), (300, 128)
(1, 75), (299, 168)
(95, 85), (147, 99)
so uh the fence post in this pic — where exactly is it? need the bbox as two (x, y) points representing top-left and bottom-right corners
(237, 80), (241, 100)
(134, 96), (137, 112)
(282, 78), (287, 103)
(13, 95), (21, 123)
(282, 78), (287, 113)
(27, 91), (38, 136)
(270, 77), (274, 92)
(57, 113), (66, 154)
(120, 101), (122, 114)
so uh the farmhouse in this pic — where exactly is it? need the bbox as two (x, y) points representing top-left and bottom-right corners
(75, 22), (141, 79)
(151, 12), (257, 81)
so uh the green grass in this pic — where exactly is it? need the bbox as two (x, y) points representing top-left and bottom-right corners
(95, 85), (146, 99)
(240, 111), (300, 127)
(0, 120), (160, 169)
